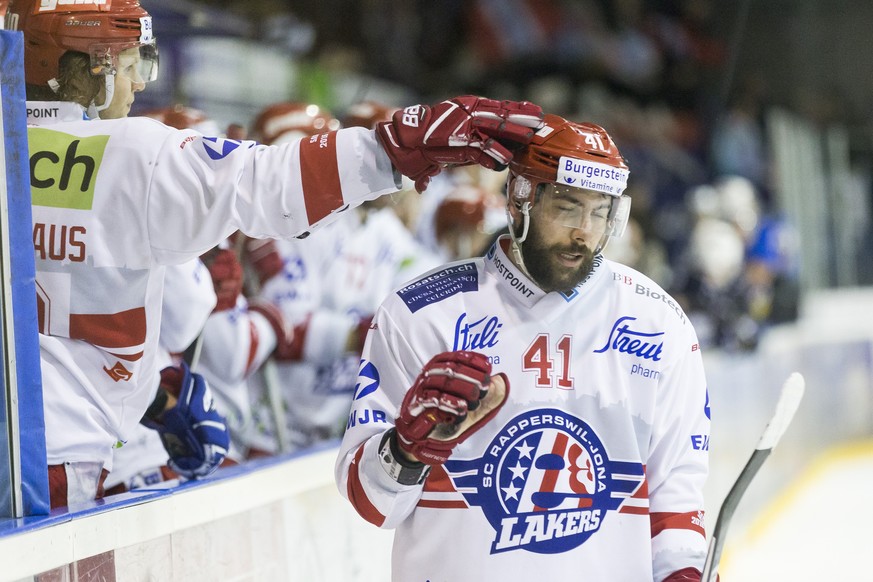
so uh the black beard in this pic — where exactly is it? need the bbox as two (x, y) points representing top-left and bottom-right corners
(520, 219), (596, 293)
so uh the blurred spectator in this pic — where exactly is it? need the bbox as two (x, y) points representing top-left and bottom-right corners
(744, 214), (800, 326)
(710, 73), (770, 190)
(671, 215), (759, 351)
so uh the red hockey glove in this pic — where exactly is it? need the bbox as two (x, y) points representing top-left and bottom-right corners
(201, 248), (243, 311)
(247, 298), (295, 361)
(394, 351), (510, 465)
(662, 567), (718, 581)
(242, 236), (284, 286)
(376, 96), (543, 192)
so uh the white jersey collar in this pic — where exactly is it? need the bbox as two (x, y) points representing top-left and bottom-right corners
(26, 101), (89, 125)
(485, 235), (606, 308)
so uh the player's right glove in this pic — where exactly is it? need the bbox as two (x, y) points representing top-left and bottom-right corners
(376, 96), (543, 192)
(392, 351), (509, 466)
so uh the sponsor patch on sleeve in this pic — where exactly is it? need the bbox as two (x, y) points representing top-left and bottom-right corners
(397, 262), (478, 313)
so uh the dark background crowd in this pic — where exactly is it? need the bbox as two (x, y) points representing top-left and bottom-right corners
(135, 0), (873, 352)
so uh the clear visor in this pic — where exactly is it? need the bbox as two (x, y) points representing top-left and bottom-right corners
(532, 182), (631, 238)
(89, 40), (159, 83)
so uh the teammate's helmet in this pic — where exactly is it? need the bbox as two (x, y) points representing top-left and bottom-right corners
(251, 102), (341, 146)
(507, 114), (631, 254)
(433, 184), (503, 260)
(341, 100), (398, 130)
(7, 0), (158, 88)
(141, 104), (220, 135)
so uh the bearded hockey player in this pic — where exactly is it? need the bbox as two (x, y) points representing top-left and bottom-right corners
(336, 115), (712, 581)
(8, 0), (543, 507)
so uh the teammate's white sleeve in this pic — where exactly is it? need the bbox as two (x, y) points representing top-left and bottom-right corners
(334, 305), (429, 529)
(197, 297), (272, 380)
(647, 333), (711, 580)
(140, 121), (398, 264)
(159, 259), (216, 353)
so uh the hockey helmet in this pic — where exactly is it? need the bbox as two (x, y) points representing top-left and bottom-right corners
(142, 104), (221, 135)
(341, 100), (398, 130)
(506, 114), (631, 254)
(252, 102), (341, 146)
(7, 0), (158, 89)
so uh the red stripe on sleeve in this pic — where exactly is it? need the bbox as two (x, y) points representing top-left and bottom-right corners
(298, 131), (344, 225)
(70, 307), (147, 349)
(346, 443), (386, 527)
(650, 510), (706, 538)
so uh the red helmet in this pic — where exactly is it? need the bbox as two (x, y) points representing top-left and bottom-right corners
(508, 114), (629, 204)
(7, 0), (157, 88)
(341, 100), (398, 130)
(434, 185), (488, 241)
(141, 104), (219, 134)
(507, 114), (632, 254)
(251, 102), (341, 146)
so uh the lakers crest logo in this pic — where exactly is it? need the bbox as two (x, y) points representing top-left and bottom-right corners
(444, 409), (646, 555)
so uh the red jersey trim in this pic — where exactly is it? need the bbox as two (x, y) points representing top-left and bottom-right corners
(69, 307), (147, 349)
(299, 131), (344, 225)
(422, 465), (456, 493)
(347, 444), (386, 527)
(417, 499), (467, 509)
(650, 510), (706, 538)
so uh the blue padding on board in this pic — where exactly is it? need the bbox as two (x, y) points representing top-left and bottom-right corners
(1, 30), (49, 516)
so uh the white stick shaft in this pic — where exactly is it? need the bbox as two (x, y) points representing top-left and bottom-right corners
(757, 372), (805, 450)
(701, 372), (805, 582)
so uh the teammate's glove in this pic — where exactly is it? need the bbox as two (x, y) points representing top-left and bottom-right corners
(393, 351), (510, 465)
(142, 363), (230, 479)
(242, 236), (284, 286)
(201, 248), (244, 311)
(376, 96), (543, 192)
(247, 298), (296, 361)
(662, 568), (716, 581)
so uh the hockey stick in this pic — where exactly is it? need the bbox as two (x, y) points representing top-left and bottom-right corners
(237, 235), (291, 454)
(701, 371), (805, 582)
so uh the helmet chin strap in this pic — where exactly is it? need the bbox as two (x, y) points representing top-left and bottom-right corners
(506, 202), (536, 282)
(87, 73), (116, 119)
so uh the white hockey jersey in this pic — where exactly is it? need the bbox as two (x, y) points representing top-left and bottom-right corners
(106, 259), (216, 490)
(336, 236), (711, 582)
(247, 207), (441, 452)
(28, 102), (397, 469)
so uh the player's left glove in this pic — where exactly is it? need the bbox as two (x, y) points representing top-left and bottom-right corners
(376, 96), (543, 192)
(142, 362), (230, 479)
